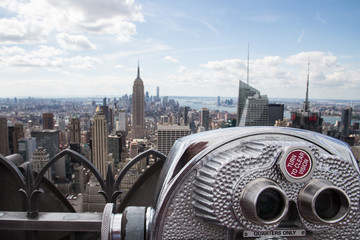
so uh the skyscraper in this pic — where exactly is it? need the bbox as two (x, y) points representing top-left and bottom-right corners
(239, 94), (269, 126)
(201, 108), (210, 131)
(156, 86), (160, 101)
(145, 91), (150, 103)
(70, 116), (81, 153)
(31, 147), (51, 180)
(184, 106), (189, 126)
(157, 123), (191, 155)
(236, 80), (269, 126)
(8, 122), (24, 154)
(268, 104), (284, 126)
(91, 108), (109, 177)
(290, 62), (323, 133)
(131, 64), (145, 139)
(108, 133), (122, 165)
(236, 80), (260, 126)
(0, 116), (10, 156)
(18, 137), (37, 162)
(31, 129), (61, 180)
(100, 98), (110, 133)
(340, 107), (352, 138)
(31, 130), (60, 159)
(117, 109), (127, 132)
(70, 117), (81, 144)
(42, 113), (54, 130)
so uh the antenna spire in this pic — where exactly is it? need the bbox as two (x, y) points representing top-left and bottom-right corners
(137, 59), (140, 78)
(247, 43), (250, 85)
(304, 59), (310, 112)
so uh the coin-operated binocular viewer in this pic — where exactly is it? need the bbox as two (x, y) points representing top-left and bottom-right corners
(102, 127), (360, 239)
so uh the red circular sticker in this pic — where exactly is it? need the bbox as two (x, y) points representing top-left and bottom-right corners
(285, 150), (312, 179)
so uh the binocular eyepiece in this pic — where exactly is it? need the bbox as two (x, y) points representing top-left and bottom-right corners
(239, 177), (351, 227)
(298, 179), (350, 224)
(102, 127), (360, 240)
(240, 178), (289, 225)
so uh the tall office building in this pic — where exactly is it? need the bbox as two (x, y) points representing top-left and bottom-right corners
(236, 80), (261, 126)
(184, 106), (189, 126)
(340, 107), (352, 138)
(70, 117), (81, 143)
(129, 140), (139, 159)
(8, 122), (24, 154)
(0, 117), (10, 156)
(201, 108), (210, 131)
(268, 104), (284, 126)
(15, 122), (24, 153)
(117, 109), (127, 132)
(83, 179), (106, 212)
(108, 133), (122, 165)
(162, 96), (169, 106)
(145, 91), (150, 103)
(290, 62), (323, 133)
(236, 80), (269, 126)
(91, 108), (109, 177)
(156, 86), (160, 101)
(290, 111), (322, 133)
(157, 123), (191, 155)
(58, 118), (66, 131)
(31, 147), (51, 180)
(42, 113), (55, 130)
(100, 105), (110, 134)
(31, 130), (60, 159)
(31, 129), (62, 180)
(73, 164), (84, 193)
(70, 116), (81, 153)
(18, 137), (37, 162)
(108, 107), (113, 133)
(131, 64), (145, 139)
(239, 94), (269, 126)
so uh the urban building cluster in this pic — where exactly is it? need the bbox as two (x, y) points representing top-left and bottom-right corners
(0, 64), (360, 213)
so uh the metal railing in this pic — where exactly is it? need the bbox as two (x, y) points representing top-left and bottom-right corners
(0, 148), (166, 239)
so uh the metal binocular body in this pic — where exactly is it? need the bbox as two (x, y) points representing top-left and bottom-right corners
(104, 127), (360, 240)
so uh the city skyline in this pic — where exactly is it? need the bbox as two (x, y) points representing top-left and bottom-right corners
(0, 0), (359, 99)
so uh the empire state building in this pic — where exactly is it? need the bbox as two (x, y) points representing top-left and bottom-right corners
(131, 64), (145, 139)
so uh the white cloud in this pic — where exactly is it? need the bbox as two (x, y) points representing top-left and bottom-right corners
(0, 0), (144, 44)
(0, 46), (26, 56)
(115, 64), (125, 69)
(177, 66), (187, 73)
(297, 30), (304, 43)
(316, 12), (326, 24)
(48, 0), (144, 21)
(0, 45), (101, 71)
(103, 42), (170, 60)
(57, 33), (97, 50)
(159, 51), (360, 99)
(30, 45), (64, 58)
(68, 56), (102, 70)
(0, 46), (64, 70)
(164, 56), (179, 63)
(0, 18), (49, 44)
(201, 20), (219, 34)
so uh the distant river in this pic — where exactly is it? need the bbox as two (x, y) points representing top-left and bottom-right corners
(171, 96), (237, 113)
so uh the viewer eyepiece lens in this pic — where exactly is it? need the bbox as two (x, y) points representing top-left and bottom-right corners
(256, 188), (284, 221)
(315, 189), (343, 221)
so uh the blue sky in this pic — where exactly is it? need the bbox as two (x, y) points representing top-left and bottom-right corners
(0, 0), (359, 99)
